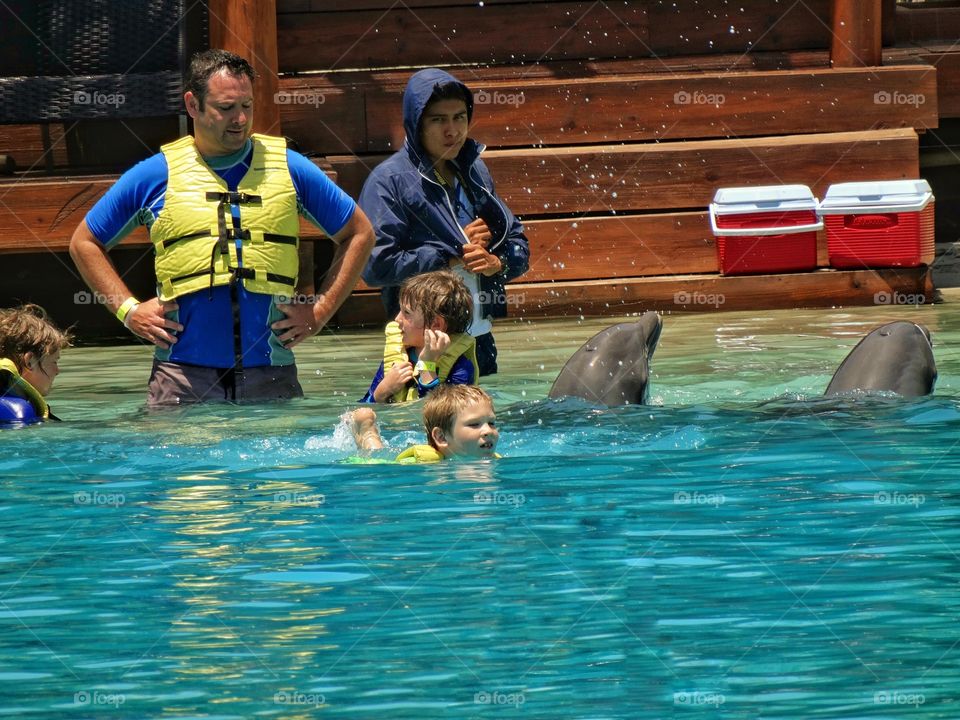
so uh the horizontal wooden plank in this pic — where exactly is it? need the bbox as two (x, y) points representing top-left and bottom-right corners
(286, 65), (938, 155)
(278, 80), (367, 155)
(280, 49), (831, 94)
(522, 212), (718, 282)
(278, 48), (836, 155)
(279, 0), (544, 10)
(464, 65), (939, 144)
(278, 0), (833, 72)
(0, 123), (69, 170)
(334, 267), (935, 326)
(0, 175), (130, 254)
(0, 162), (338, 253)
(505, 268), (936, 317)
(646, 0), (831, 56)
(326, 128), (921, 215)
(278, 2), (649, 72)
(482, 128), (919, 215)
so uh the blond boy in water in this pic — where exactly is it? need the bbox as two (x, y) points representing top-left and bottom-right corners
(351, 384), (499, 462)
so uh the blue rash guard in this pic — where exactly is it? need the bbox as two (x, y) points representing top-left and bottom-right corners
(85, 140), (356, 368)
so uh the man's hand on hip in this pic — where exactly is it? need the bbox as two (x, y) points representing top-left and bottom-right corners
(273, 299), (326, 347)
(127, 298), (182, 349)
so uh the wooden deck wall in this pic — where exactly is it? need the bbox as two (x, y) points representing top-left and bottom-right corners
(1, 0), (957, 333)
(270, 0), (944, 324)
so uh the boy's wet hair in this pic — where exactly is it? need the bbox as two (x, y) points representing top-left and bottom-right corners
(399, 270), (472, 335)
(185, 49), (255, 110)
(423, 385), (494, 449)
(0, 304), (72, 372)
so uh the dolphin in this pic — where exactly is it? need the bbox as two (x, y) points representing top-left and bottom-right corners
(824, 321), (936, 397)
(549, 312), (663, 406)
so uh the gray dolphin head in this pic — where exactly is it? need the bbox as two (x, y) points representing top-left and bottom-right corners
(548, 312), (663, 406)
(824, 321), (936, 397)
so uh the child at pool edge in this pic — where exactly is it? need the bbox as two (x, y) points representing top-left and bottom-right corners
(351, 384), (500, 462)
(0, 304), (72, 424)
(360, 270), (478, 403)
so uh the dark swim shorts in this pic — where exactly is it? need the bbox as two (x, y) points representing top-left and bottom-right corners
(147, 360), (304, 407)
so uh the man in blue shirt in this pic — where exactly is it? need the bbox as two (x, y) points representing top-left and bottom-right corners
(70, 49), (374, 405)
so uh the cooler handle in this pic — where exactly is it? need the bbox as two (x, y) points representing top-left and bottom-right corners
(817, 191), (933, 215)
(709, 205), (824, 236)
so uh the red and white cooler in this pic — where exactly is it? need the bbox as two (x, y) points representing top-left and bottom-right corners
(818, 179), (935, 268)
(709, 185), (822, 275)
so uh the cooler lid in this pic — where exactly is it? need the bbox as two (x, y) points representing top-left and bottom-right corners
(711, 184), (818, 215)
(819, 179), (933, 214)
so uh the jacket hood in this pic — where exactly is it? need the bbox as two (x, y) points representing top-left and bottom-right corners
(402, 68), (474, 168)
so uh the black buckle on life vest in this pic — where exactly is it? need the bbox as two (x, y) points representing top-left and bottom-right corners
(226, 228), (252, 241)
(205, 191), (263, 205)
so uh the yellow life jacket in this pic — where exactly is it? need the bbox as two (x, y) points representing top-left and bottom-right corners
(382, 321), (479, 403)
(150, 133), (300, 301)
(392, 445), (501, 463)
(0, 357), (49, 419)
(394, 444), (444, 464)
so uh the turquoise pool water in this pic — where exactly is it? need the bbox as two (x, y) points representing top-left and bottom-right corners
(3, 298), (960, 718)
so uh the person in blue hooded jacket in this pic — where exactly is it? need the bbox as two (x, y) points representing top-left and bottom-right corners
(359, 68), (530, 376)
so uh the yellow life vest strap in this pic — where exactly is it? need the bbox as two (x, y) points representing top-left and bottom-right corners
(383, 322), (419, 403)
(393, 445), (501, 463)
(382, 322), (480, 403)
(440, 333), (479, 384)
(395, 444), (444, 463)
(0, 357), (49, 419)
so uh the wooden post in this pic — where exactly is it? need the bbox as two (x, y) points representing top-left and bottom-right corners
(831, 0), (883, 67)
(207, 0), (281, 135)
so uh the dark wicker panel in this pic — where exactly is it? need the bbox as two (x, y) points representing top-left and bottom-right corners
(0, 0), (208, 125)
(36, 0), (184, 76)
(0, 72), (183, 123)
